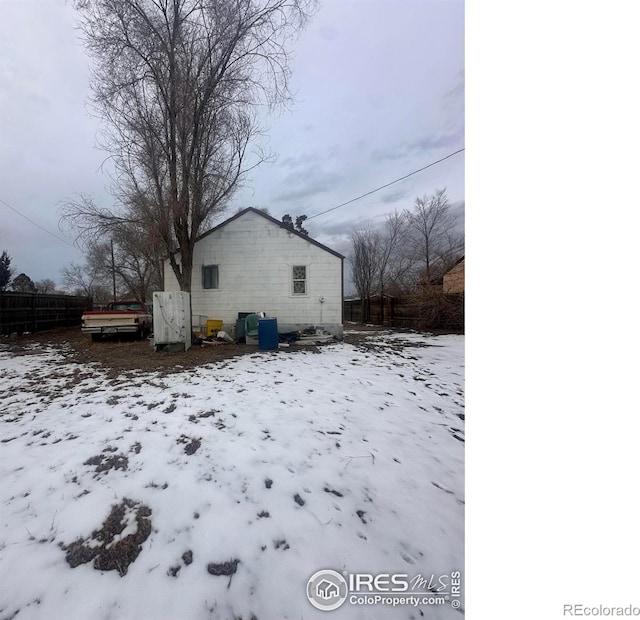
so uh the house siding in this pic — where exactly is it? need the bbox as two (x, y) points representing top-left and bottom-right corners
(163, 210), (343, 337)
(443, 258), (465, 294)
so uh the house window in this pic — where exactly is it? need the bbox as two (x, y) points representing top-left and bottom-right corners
(292, 265), (307, 295)
(202, 265), (219, 289)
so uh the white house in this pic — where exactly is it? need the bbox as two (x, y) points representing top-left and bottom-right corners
(162, 208), (344, 338)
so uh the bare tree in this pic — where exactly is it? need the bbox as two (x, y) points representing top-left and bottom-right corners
(111, 225), (163, 300)
(377, 211), (413, 294)
(61, 259), (111, 301)
(63, 0), (316, 292)
(61, 228), (161, 302)
(349, 213), (415, 322)
(405, 189), (461, 282)
(349, 226), (381, 322)
(435, 227), (465, 274)
(35, 279), (57, 294)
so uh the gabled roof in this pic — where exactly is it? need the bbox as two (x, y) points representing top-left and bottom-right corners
(444, 255), (465, 274)
(194, 207), (344, 259)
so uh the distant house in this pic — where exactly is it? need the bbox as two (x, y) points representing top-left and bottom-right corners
(443, 256), (465, 294)
(162, 208), (344, 337)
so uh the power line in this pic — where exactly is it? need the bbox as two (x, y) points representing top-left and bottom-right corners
(0, 198), (77, 249)
(306, 147), (465, 221)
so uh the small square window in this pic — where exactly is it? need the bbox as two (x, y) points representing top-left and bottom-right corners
(202, 265), (219, 289)
(292, 265), (306, 295)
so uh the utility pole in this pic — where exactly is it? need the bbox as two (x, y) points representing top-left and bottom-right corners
(111, 239), (117, 302)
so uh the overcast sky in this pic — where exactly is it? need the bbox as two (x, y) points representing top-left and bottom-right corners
(0, 0), (464, 286)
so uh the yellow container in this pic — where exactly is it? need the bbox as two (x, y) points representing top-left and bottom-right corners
(206, 319), (223, 336)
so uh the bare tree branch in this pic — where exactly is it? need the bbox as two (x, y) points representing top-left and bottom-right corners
(405, 188), (461, 282)
(65, 0), (317, 291)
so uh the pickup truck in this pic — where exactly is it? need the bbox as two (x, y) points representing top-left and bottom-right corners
(81, 301), (152, 341)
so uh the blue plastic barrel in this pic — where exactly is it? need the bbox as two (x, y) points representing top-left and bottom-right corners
(258, 318), (278, 350)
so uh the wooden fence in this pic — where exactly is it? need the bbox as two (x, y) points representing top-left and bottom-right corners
(344, 293), (464, 332)
(0, 292), (92, 335)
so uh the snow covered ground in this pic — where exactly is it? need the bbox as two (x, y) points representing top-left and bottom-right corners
(0, 330), (464, 620)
